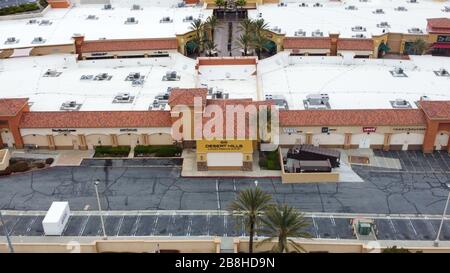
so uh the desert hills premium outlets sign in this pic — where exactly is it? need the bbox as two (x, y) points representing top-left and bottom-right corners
(197, 140), (253, 154)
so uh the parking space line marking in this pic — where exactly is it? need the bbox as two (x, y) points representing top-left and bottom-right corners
(215, 180), (221, 210)
(151, 215), (159, 236)
(408, 218), (417, 237)
(115, 216), (125, 237)
(131, 215), (141, 236)
(79, 215), (90, 237)
(438, 152), (450, 171)
(405, 152), (417, 172)
(206, 213), (210, 237)
(224, 214), (227, 237)
(312, 216), (319, 238)
(186, 214), (192, 236)
(26, 216), (38, 234)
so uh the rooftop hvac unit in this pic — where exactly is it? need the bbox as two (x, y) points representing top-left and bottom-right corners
(395, 6), (407, 11)
(408, 28), (422, 34)
(43, 69), (62, 77)
(294, 29), (306, 37)
(359, 0), (369, 2)
(86, 14), (98, 20)
(114, 93), (133, 103)
(420, 95), (430, 101)
(352, 26), (366, 32)
(353, 34), (366, 38)
(408, 0), (418, 3)
(104, 4), (112, 10)
(160, 17), (173, 23)
(163, 71), (180, 81)
(312, 30), (323, 37)
(299, 3), (308, 7)
(28, 19), (38, 24)
(346, 5), (357, 10)
(183, 15), (194, 22)
(391, 98), (412, 108)
(94, 73), (112, 81)
(177, 2), (186, 8)
(435, 68), (450, 77)
(39, 20), (52, 26)
(313, 3), (322, 7)
(126, 72), (141, 81)
(5, 37), (18, 44)
(80, 74), (94, 80)
(132, 79), (144, 86)
(125, 17), (138, 24)
(60, 101), (81, 111)
(373, 9), (384, 14)
(377, 22), (390, 28)
(155, 93), (170, 101)
(32, 37), (45, 44)
(307, 93), (329, 104)
(443, 6), (450, 12)
(278, 2), (287, 7)
(132, 4), (141, 10)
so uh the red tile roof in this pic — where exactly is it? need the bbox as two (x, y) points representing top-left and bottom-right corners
(419, 101), (450, 120)
(0, 98), (28, 117)
(168, 88), (208, 107)
(19, 111), (172, 128)
(427, 18), (450, 33)
(284, 37), (331, 49)
(337, 38), (374, 51)
(81, 38), (178, 53)
(279, 109), (426, 127)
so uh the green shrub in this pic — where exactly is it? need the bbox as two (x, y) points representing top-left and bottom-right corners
(9, 161), (31, 173)
(0, 167), (12, 176)
(95, 146), (130, 157)
(134, 145), (181, 157)
(261, 150), (281, 170)
(45, 158), (54, 165)
(33, 162), (46, 169)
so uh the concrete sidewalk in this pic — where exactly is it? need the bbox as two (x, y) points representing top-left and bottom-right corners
(12, 149), (94, 166)
(181, 149), (281, 177)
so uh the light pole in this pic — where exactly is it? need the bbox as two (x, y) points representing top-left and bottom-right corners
(434, 184), (450, 247)
(0, 210), (14, 253)
(94, 179), (107, 240)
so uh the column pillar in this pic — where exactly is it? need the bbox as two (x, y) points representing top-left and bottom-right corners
(383, 133), (392, 151)
(447, 134), (450, 154)
(305, 133), (313, 145)
(78, 134), (87, 150)
(111, 134), (118, 147)
(423, 121), (439, 153)
(0, 131), (4, 147)
(344, 133), (352, 149)
(141, 134), (149, 145)
(47, 135), (55, 150)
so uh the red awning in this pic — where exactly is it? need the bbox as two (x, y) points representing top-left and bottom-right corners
(433, 43), (450, 49)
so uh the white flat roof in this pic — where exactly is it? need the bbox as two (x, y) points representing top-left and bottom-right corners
(0, 4), (212, 50)
(259, 53), (450, 110)
(249, 0), (450, 38)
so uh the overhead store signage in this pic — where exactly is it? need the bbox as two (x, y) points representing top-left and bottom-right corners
(52, 129), (76, 133)
(437, 35), (450, 43)
(197, 140), (253, 154)
(363, 127), (377, 133)
(120, 128), (138, 132)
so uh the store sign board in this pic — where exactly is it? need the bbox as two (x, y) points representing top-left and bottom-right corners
(197, 140), (253, 154)
(363, 127), (377, 133)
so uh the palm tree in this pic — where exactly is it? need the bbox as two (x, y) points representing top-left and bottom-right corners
(190, 19), (204, 55)
(236, 33), (253, 56)
(259, 205), (311, 253)
(205, 15), (220, 41)
(409, 38), (428, 55)
(205, 40), (219, 57)
(215, 0), (226, 10)
(252, 33), (268, 59)
(239, 18), (254, 35)
(253, 18), (269, 36)
(229, 187), (273, 253)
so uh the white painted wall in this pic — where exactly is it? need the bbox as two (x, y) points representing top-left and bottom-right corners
(435, 132), (449, 150)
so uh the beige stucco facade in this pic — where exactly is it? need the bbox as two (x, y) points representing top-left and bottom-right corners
(0, 149), (10, 171)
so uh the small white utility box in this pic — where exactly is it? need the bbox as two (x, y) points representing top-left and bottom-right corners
(42, 202), (70, 236)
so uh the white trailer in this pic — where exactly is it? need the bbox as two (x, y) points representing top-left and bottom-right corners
(42, 202), (70, 236)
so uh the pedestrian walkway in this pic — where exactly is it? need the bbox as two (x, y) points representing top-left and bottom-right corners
(181, 149), (280, 177)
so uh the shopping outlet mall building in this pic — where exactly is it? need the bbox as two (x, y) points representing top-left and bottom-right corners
(1, 0), (450, 171)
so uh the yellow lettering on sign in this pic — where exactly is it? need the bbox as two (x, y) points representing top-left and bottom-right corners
(197, 140), (253, 153)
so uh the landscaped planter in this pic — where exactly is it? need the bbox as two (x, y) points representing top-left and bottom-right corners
(94, 146), (131, 158)
(134, 145), (182, 158)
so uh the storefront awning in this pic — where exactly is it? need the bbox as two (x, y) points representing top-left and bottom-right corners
(432, 43), (450, 49)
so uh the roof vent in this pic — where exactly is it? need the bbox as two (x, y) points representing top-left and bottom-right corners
(271, 26), (282, 33)
(160, 17), (173, 23)
(4, 37), (19, 44)
(313, 3), (323, 7)
(346, 5), (358, 10)
(27, 19), (38, 24)
(125, 17), (138, 24)
(155, 92), (170, 102)
(443, 6), (450, 12)
(395, 6), (408, 11)
(377, 21), (390, 28)
(163, 71), (180, 81)
(352, 26), (366, 32)
(304, 94), (330, 109)
(94, 73), (112, 81)
(278, 2), (287, 7)
(390, 67), (408, 77)
(103, 4), (113, 10)
(39, 20), (52, 26)
(60, 101), (81, 111)
(113, 93), (134, 103)
(373, 9), (384, 14)
(299, 2), (308, 7)
(407, 0), (418, 3)
(177, 2), (186, 8)
(391, 99), (412, 108)
(408, 28), (422, 34)
(312, 30), (323, 37)
(86, 15), (98, 20)
(32, 37), (46, 44)
(132, 4), (142, 10)
(294, 29), (306, 37)
(434, 68), (450, 77)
